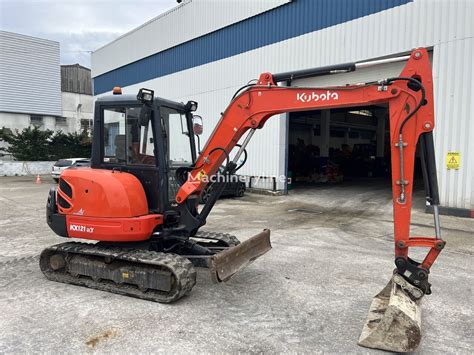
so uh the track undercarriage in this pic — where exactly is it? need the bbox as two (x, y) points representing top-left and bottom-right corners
(40, 230), (271, 303)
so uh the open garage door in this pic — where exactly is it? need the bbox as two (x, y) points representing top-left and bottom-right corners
(287, 52), (432, 192)
(289, 106), (389, 185)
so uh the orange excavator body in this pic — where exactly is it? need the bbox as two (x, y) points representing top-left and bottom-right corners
(57, 168), (162, 242)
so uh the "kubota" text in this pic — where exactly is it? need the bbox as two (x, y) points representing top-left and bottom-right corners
(296, 91), (339, 103)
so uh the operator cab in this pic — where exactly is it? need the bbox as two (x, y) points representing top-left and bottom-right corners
(91, 89), (201, 214)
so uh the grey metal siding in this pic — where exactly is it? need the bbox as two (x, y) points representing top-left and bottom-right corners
(0, 31), (62, 116)
(61, 65), (92, 95)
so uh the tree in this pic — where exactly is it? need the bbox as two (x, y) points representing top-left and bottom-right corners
(0, 126), (92, 161)
(0, 126), (53, 161)
(49, 130), (92, 159)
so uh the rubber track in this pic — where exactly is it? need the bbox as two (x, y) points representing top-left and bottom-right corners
(193, 231), (240, 247)
(40, 242), (196, 303)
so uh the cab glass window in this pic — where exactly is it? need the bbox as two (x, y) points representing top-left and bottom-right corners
(103, 106), (156, 165)
(161, 106), (193, 166)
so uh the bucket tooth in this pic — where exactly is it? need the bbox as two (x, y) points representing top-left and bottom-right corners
(358, 275), (422, 352)
(210, 229), (271, 282)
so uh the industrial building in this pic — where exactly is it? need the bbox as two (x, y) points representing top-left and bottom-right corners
(91, 0), (473, 216)
(0, 31), (62, 132)
(60, 64), (93, 134)
(0, 31), (92, 148)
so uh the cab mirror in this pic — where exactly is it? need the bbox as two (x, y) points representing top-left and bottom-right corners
(192, 115), (203, 135)
(139, 105), (152, 126)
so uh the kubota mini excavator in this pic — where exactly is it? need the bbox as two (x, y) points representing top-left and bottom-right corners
(42, 48), (444, 352)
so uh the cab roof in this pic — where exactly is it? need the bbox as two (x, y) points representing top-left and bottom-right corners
(96, 94), (186, 110)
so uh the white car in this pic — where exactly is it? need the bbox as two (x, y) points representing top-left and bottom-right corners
(51, 158), (90, 182)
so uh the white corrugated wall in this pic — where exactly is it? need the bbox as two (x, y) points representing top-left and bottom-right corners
(93, 0), (474, 210)
(91, 0), (291, 77)
(432, 37), (473, 210)
(0, 31), (62, 116)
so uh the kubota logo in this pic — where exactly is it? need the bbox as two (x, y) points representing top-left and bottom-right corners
(70, 224), (94, 233)
(72, 208), (85, 216)
(297, 91), (339, 103)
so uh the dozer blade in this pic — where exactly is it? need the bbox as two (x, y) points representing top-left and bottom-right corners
(358, 274), (423, 352)
(210, 229), (271, 282)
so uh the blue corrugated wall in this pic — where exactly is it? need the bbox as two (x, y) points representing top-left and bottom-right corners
(93, 0), (412, 95)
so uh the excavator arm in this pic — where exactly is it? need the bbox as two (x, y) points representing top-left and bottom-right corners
(178, 48), (443, 281)
(176, 48), (444, 352)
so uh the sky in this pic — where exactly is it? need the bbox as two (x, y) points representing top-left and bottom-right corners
(0, 0), (178, 68)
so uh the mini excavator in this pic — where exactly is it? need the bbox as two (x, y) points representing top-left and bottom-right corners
(42, 48), (444, 352)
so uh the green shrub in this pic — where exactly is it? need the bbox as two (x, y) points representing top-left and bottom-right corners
(0, 126), (91, 161)
(49, 130), (92, 159)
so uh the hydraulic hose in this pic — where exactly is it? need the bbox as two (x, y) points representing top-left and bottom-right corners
(385, 77), (426, 135)
(233, 144), (248, 172)
(231, 80), (257, 101)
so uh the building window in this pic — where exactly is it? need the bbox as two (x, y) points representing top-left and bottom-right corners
(56, 117), (67, 125)
(30, 115), (43, 127)
(80, 119), (93, 135)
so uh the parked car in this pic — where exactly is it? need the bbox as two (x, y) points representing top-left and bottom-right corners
(200, 169), (246, 204)
(51, 158), (90, 182)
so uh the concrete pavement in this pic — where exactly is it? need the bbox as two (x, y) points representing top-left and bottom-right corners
(0, 176), (472, 353)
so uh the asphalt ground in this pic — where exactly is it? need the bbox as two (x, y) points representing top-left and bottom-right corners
(0, 175), (472, 353)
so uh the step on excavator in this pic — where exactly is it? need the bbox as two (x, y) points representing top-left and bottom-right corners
(42, 48), (444, 352)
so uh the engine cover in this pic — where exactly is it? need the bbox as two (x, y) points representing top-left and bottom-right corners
(50, 168), (162, 242)
(57, 168), (148, 217)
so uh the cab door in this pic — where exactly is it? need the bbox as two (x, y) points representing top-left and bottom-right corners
(99, 105), (162, 212)
(159, 105), (196, 205)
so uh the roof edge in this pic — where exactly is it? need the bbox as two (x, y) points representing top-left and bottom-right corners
(0, 30), (59, 45)
(93, 0), (191, 53)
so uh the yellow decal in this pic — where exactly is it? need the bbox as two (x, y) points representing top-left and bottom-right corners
(122, 272), (129, 279)
(446, 152), (460, 170)
(197, 170), (206, 181)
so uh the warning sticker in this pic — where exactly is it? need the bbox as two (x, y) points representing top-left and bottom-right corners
(197, 169), (206, 180)
(446, 152), (460, 170)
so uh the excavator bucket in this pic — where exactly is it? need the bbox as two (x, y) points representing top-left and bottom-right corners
(358, 274), (423, 352)
(210, 229), (271, 282)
